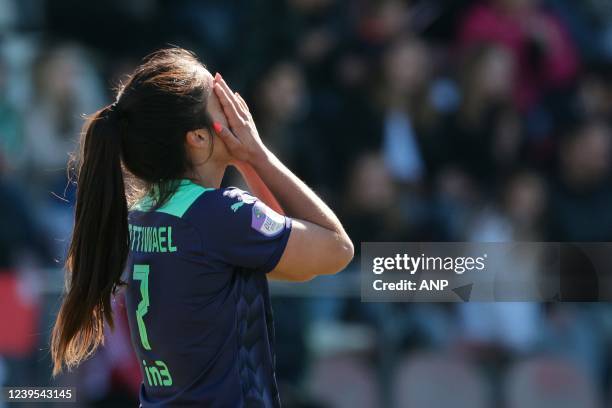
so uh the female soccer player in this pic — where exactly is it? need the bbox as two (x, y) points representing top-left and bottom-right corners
(51, 48), (353, 406)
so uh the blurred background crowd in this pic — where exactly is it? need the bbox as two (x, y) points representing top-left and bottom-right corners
(1, 0), (612, 406)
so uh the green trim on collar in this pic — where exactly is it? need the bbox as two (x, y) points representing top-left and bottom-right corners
(132, 179), (215, 218)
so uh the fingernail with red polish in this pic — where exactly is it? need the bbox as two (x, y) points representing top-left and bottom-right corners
(213, 122), (222, 134)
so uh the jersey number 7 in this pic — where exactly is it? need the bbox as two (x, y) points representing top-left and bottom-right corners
(133, 264), (152, 350)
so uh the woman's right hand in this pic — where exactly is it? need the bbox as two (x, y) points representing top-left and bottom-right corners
(212, 73), (268, 165)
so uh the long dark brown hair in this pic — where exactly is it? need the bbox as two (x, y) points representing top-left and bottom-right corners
(51, 47), (213, 375)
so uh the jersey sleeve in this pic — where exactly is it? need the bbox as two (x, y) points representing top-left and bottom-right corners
(197, 187), (292, 273)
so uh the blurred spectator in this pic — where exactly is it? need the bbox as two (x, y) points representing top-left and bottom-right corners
(19, 44), (105, 257)
(355, 0), (411, 47)
(549, 119), (612, 240)
(501, 170), (547, 239)
(379, 36), (429, 185)
(574, 62), (612, 120)
(342, 152), (408, 244)
(253, 62), (310, 170)
(458, 0), (579, 111)
(435, 45), (522, 191)
(23, 44), (105, 191)
(469, 170), (547, 241)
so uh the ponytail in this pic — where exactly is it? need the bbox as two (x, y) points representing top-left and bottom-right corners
(51, 105), (129, 375)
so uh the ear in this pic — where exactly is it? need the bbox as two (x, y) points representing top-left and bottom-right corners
(185, 129), (210, 149)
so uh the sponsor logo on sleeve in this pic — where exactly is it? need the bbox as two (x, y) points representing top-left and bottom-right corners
(251, 202), (285, 237)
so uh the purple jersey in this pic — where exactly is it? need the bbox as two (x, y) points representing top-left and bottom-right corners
(124, 179), (291, 407)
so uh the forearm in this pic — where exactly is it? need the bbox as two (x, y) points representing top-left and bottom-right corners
(212, 74), (354, 279)
(251, 148), (347, 237)
(234, 162), (284, 215)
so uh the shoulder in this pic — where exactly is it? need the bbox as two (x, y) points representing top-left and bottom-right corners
(184, 187), (287, 240)
(184, 187), (255, 215)
(182, 186), (258, 231)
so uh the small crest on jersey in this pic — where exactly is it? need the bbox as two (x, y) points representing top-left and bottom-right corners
(251, 201), (285, 237)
